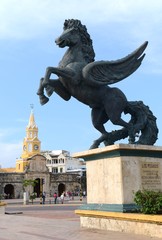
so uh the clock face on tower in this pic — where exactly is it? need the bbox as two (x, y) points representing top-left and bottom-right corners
(34, 144), (39, 150)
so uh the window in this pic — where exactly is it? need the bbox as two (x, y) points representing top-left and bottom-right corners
(52, 167), (58, 173)
(47, 159), (51, 164)
(60, 168), (63, 173)
(52, 159), (58, 164)
(28, 143), (32, 152)
(59, 158), (64, 164)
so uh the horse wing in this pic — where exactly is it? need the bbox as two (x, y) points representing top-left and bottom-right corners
(82, 41), (148, 86)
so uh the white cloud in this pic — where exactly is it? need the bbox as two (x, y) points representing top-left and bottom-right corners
(0, 142), (22, 168)
(0, 0), (161, 73)
(0, 128), (23, 167)
(0, 0), (162, 40)
(0, 128), (15, 139)
(0, 128), (22, 140)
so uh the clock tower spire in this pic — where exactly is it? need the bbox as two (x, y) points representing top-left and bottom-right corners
(16, 105), (41, 172)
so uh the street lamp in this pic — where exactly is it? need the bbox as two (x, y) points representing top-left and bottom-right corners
(76, 171), (83, 201)
(40, 178), (45, 204)
(0, 183), (2, 201)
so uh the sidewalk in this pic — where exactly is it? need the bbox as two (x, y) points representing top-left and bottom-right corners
(0, 202), (160, 240)
(4, 196), (85, 205)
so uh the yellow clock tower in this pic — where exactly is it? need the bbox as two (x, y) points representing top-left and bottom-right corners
(16, 106), (41, 172)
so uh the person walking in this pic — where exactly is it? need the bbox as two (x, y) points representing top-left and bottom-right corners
(54, 192), (57, 204)
(42, 191), (46, 204)
(60, 193), (64, 204)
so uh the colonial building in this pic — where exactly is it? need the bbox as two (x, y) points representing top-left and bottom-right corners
(42, 150), (85, 173)
(0, 108), (84, 199)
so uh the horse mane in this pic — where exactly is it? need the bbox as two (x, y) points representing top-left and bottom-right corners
(64, 19), (95, 63)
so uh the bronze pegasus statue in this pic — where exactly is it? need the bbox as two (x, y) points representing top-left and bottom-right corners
(37, 19), (158, 149)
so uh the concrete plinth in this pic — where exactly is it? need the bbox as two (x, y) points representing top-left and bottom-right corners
(75, 210), (162, 238)
(74, 144), (162, 238)
(74, 144), (162, 212)
(0, 202), (7, 214)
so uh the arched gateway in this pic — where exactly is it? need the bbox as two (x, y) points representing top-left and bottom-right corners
(4, 184), (14, 199)
(58, 183), (65, 197)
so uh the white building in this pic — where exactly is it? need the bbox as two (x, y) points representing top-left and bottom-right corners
(41, 150), (85, 173)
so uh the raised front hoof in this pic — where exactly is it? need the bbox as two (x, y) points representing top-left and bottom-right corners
(39, 95), (49, 105)
(45, 86), (54, 97)
(37, 88), (44, 95)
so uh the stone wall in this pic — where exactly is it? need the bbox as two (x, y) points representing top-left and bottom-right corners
(0, 173), (24, 198)
(50, 173), (80, 196)
(0, 172), (80, 199)
(0, 154), (81, 199)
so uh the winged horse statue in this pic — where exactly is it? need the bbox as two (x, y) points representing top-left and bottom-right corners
(37, 19), (158, 149)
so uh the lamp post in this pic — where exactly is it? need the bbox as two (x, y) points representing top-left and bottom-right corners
(0, 183), (2, 202)
(40, 178), (43, 204)
(76, 171), (83, 200)
(79, 172), (83, 201)
(40, 178), (45, 204)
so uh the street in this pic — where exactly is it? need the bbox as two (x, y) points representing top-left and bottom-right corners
(5, 204), (80, 213)
(1, 197), (160, 240)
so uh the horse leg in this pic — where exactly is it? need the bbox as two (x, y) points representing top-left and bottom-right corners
(37, 78), (49, 105)
(42, 67), (75, 87)
(37, 75), (68, 99)
(37, 76), (54, 97)
(48, 79), (71, 101)
(90, 108), (109, 149)
(109, 113), (135, 144)
(103, 90), (136, 144)
(37, 77), (71, 105)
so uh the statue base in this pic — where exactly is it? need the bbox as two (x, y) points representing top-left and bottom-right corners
(73, 144), (162, 238)
(0, 202), (7, 214)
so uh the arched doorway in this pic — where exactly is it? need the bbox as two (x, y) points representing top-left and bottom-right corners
(34, 178), (40, 197)
(4, 184), (14, 199)
(58, 183), (65, 196)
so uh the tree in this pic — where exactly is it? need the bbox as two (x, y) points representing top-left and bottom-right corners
(23, 179), (38, 204)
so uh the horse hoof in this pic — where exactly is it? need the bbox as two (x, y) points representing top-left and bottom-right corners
(39, 95), (49, 105)
(37, 90), (42, 95)
(46, 86), (54, 97)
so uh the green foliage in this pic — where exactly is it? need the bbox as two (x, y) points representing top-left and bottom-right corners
(29, 192), (37, 200)
(23, 179), (38, 191)
(29, 192), (37, 204)
(23, 179), (38, 188)
(134, 190), (162, 214)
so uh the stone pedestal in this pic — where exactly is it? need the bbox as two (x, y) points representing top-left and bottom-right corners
(74, 144), (162, 238)
(0, 202), (7, 214)
(74, 144), (162, 212)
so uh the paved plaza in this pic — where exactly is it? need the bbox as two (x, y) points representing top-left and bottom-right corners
(0, 199), (161, 240)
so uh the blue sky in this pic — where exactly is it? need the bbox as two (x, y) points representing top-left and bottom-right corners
(0, 0), (162, 167)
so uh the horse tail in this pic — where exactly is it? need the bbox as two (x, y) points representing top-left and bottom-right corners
(103, 100), (158, 147)
(125, 101), (158, 145)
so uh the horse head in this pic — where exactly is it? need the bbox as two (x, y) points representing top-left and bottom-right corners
(55, 26), (81, 48)
(55, 19), (95, 63)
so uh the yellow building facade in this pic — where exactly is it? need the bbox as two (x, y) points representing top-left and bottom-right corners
(16, 109), (41, 172)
